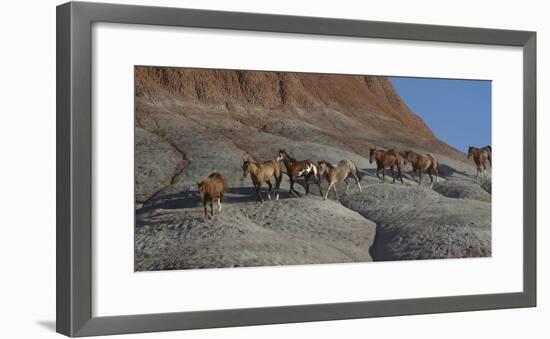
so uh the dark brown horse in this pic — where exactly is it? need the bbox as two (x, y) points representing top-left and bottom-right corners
(402, 151), (440, 186)
(369, 148), (403, 183)
(242, 158), (283, 202)
(197, 172), (227, 220)
(277, 149), (323, 196)
(467, 145), (492, 180)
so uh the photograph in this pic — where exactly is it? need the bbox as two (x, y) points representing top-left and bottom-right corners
(134, 66), (492, 271)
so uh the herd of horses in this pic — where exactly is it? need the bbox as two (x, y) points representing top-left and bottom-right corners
(197, 146), (492, 219)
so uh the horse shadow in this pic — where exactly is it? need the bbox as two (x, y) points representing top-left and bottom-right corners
(438, 164), (471, 178)
(136, 190), (199, 214)
(360, 163), (474, 183)
(225, 186), (294, 203)
(136, 185), (296, 215)
(359, 167), (415, 182)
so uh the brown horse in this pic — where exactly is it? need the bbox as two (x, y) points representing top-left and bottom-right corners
(467, 145), (492, 180)
(277, 149), (323, 196)
(401, 151), (440, 186)
(242, 158), (282, 202)
(197, 172), (227, 220)
(369, 148), (403, 183)
(317, 160), (362, 201)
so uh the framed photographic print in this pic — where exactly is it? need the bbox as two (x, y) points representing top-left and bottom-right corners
(56, 1), (536, 337)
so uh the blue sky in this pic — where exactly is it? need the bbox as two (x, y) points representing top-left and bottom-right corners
(389, 77), (491, 153)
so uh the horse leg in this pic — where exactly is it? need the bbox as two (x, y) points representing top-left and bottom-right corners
(418, 168), (422, 185)
(275, 175), (282, 201)
(344, 178), (350, 195)
(355, 175), (362, 192)
(203, 200), (208, 220)
(305, 173), (312, 195)
(391, 167), (396, 183)
(316, 173), (324, 196)
(217, 197), (222, 212)
(290, 178), (301, 196)
(323, 182), (333, 200)
(427, 168), (434, 188)
(210, 200), (214, 216)
(333, 183), (339, 201)
(256, 183), (264, 203)
(266, 180), (273, 201)
(398, 166), (404, 184)
(382, 167), (386, 182)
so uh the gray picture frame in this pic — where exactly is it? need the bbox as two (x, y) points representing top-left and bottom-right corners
(56, 1), (537, 337)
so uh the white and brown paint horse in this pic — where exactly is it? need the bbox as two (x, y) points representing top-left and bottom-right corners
(317, 160), (362, 201)
(277, 149), (323, 196)
(467, 145), (492, 180)
(242, 158), (283, 202)
(369, 147), (404, 183)
(197, 172), (227, 220)
(401, 151), (440, 187)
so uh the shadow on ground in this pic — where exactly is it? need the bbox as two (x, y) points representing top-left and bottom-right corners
(136, 185), (303, 216)
(36, 320), (56, 332)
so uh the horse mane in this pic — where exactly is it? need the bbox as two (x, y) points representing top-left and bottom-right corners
(405, 150), (421, 157)
(279, 149), (297, 162)
(318, 160), (334, 168)
(243, 157), (258, 166)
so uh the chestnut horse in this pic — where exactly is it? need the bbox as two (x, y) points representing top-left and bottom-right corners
(242, 158), (283, 202)
(277, 149), (323, 196)
(467, 145), (492, 180)
(317, 160), (362, 201)
(369, 148), (403, 183)
(197, 172), (227, 220)
(402, 151), (440, 186)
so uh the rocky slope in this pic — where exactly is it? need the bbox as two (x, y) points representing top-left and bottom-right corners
(134, 66), (491, 271)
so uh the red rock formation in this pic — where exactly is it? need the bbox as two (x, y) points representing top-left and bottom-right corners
(135, 66), (463, 160)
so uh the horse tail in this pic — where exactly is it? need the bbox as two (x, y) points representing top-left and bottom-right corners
(395, 151), (402, 170)
(350, 160), (361, 182)
(426, 153), (436, 165)
(426, 153), (443, 177)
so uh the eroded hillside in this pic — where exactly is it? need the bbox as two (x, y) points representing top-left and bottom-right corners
(134, 66), (491, 271)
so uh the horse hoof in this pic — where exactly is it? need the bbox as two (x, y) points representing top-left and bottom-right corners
(275, 194), (279, 201)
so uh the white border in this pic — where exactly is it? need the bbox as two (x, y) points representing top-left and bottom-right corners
(92, 23), (523, 317)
